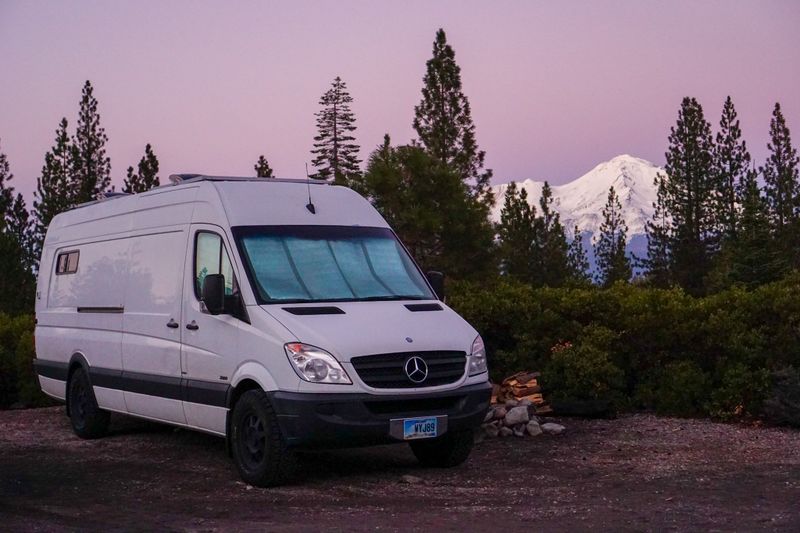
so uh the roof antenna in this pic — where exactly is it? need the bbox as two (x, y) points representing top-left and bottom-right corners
(305, 163), (316, 214)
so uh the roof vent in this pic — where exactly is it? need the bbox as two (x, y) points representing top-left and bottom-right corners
(169, 173), (203, 184)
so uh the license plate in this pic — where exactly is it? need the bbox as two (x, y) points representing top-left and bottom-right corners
(402, 417), (438, 440)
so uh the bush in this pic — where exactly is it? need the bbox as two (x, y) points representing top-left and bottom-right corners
(542, 325), (625, 405)
(762, 366), (800, 427)
(448, 273), (800, 419)
(654, 361), (709, 416)
(708, 363), (771, 420)
(0, 313), (50, 408)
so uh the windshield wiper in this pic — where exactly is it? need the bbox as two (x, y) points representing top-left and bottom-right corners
(357, 295), (430, 301)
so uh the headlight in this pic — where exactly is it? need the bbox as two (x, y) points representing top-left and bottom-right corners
(469, 335), (488, 375)
(285, 343), (352, 384)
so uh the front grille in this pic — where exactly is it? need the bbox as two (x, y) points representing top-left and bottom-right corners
(350, 351), (467, 389)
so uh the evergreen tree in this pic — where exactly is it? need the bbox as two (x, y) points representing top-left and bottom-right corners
(536, 182), (570, 287)
(713, 96), (751, 241)
(567, 225), (591, 285)
(663, 97), (717, 295)
(311, 76), (361, 185)
(642, 173), (671, 287)
(762, 102), (799, 232)
(71, 80), (111, 203)
(0, 141), (35, 313)
(355, 135), (495, 280)
(33, 119), (74, 261)
(594, 186), (631, 286)
(0, 139), (13, 224)
(496, 182), (538, 282)
(254, 155), (274, 178)
(123, 143), (160, 194)
(726, 167), (787, 287)
(413, 28), (493, 208)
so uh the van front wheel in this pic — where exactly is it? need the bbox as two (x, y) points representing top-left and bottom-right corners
(68, 368), (110, 439)
(230, 390), (295, 487)
(409, 430), (474, 468)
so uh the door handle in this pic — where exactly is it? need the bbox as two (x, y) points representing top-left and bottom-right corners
(166, 319), (179, 329)
(186, 321), (199, 331)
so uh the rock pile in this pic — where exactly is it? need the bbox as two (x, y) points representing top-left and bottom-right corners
(480, 398), (565, 439)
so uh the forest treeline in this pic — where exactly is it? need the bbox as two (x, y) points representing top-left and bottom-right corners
(1, 29), (798, 420)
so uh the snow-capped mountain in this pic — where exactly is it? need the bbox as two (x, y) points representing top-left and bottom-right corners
(491, 154), (662, 240)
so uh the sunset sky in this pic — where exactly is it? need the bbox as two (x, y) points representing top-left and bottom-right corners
(1, 0), (798, 200)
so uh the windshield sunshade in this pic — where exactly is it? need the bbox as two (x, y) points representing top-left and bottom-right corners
(233, 226), (434, 303)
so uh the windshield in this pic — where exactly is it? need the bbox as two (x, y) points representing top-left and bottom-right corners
(233, 225), (435, 303)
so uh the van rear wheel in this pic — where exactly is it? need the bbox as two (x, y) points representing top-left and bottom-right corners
(409, 430), (474, 468)
(68, 368), (110, 439)
(231, 390), (295, 487)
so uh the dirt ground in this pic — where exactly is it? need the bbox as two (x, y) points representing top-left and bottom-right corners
(1, 407), (799, 532)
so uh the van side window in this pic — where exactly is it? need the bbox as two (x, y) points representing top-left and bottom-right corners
(195, 232), (236, 299)
(56, 250), (80, 275)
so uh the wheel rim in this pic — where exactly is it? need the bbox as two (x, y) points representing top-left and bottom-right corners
(240, 412), (267, 469)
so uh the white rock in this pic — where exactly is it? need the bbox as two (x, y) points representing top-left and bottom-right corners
(526, 420), (543, 437)
(499, 426), (513, 437)
(504, 406), (530, 426)
(484, 423), (499, 438)
(484, 409), (494, 423)
(504, 399), (518, 408)
(493, 406), (507, 420)
(518, 399), (533, 407)
(512, 424), (526, 437)
(541, 422), (566, 435)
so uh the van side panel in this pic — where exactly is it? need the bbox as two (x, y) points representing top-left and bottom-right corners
(38, 237), (129, 406)
(121, 229), (189, 424)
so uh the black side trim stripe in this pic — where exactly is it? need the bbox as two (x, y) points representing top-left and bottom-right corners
(33, 359), (69, 381)
(33, 360), (228, 408)
(282, 306), (345, 315)
(405, 303), (443, 312)
(77, 306), (124, 314)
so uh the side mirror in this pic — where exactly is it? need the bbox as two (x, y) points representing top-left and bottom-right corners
(202, 274), (226, 315)
(426, 271), (445, 301)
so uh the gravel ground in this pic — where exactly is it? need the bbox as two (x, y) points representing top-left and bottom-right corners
(1, 406), (799, 532)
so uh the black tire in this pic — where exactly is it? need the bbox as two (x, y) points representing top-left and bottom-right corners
(409, 430), (474, 468)
(230, 390), (295, 487)
(68, 368), (110, 439)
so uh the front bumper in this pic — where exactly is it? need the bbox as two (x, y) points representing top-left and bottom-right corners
(268, 381), (492, 448)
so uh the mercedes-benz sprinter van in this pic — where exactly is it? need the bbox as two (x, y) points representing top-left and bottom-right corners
(34, 175), (491, 486)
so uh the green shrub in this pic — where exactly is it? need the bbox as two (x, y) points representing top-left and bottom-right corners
(654, 360), (709, 416)
(542, 325), (625, 404)
(0, 313), (50, 409)
(708, 363), (771, 420)
(762, 366), (800, 427)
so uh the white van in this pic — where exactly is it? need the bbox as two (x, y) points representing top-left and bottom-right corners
(34, 176), (491, 486)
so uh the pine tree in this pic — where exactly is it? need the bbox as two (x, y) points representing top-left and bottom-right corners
(413, 28), (493, 208)
(0, 139), (13, 226)
(71, 80), (111, 203)
(663, 97), (717, 294)
(0, 141), (35, 313)
(713, 96), (751, 241)
(726, 167), (787, 287)
(536, 182), (569, 287)
(642, 173), (671, 287)
(311, 76), (361, 185)
(567, 225), (591, 285)
(762, 102), (799, 232)
(356, 135), (495, 280)
(496, 182), (538, 282)
(33, 119), (74, 261)
(123, 143), (160, 194)
(254, 155), (274, 178)
(594, 187), (631, 286)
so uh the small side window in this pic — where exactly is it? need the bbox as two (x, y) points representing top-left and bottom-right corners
(194, 232), (237, 299)
(56, 250), (80, 275)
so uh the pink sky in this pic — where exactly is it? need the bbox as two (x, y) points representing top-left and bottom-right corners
(1, 1), (798, 201)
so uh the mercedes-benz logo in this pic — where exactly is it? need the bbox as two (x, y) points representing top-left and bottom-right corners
(404, 356), (428, 384)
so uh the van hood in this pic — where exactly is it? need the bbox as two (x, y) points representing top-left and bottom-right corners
(259, 301), (478, 361)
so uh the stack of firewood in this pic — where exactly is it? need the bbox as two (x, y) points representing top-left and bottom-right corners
(491, 371), (552, 415)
